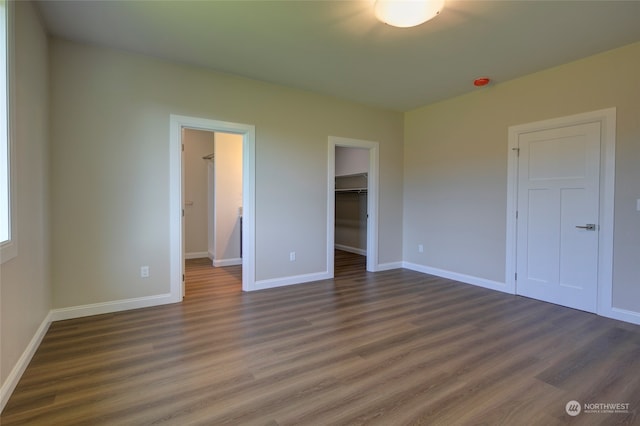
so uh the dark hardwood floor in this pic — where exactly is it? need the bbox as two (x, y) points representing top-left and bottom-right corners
(2, 251), (640, 425)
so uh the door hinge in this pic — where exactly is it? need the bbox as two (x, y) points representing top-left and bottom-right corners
(516, 210), (518, 219)
(182, 274), (184, 282)
(182, 144), (184, 152)
(182, 209), (184, 217)
(515, 272), (517, 281)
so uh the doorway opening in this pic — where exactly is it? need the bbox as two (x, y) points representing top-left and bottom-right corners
(327, 136), (379, 277)
(170, 115), (255, 300)
(183, 129), (243, 268)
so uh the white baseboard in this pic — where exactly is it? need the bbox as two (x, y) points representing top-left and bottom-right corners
(213, 258), (242, 267)
(402, 261), (510, 294)
(49, 293), (178, 322)
(403, 262), (640, 325)
(1, 293), (178, 413)
(334, 244), (367, 256)
(376, 261), (403, 271)
(252, 271), (331, 291)
(185, 251), (209, 260)
(1, 312), (52, 413)
(600, 306), (640, 326)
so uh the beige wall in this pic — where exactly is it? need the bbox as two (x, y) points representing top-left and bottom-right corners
(404, 41), (640, 313)
(49, 38), (404, 308)
(214, 132), (242, 263)
(0, 0), (50, 386)
(183, 129), (213, 257)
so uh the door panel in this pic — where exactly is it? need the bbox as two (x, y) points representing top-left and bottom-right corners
(526, 188), (556, 283)
(516, 122), (600, 312)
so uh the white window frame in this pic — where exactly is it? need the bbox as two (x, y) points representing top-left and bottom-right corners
(0, 0), (15, 264)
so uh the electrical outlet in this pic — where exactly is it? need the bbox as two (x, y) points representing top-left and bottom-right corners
(418, 244), (424, 253)
(289, 251), (296, 262)
(140, 266), (149, 278)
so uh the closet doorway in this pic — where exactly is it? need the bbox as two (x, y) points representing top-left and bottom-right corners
(327, 136), (379, 275)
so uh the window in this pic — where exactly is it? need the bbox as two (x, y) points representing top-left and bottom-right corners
(0, 0), (13, 263)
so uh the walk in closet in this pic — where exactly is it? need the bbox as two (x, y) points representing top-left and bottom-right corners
(335, 172), (368, 255)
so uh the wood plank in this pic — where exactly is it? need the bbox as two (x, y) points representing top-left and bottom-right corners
(2, 251), (640, 425)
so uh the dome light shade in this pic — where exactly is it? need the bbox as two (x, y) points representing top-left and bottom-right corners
(374, 0), (445, 28)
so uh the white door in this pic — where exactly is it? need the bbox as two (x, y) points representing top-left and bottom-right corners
(516, 122), (601, 312)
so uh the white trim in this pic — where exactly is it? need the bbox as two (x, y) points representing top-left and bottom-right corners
(213, 257), (242, 267)
(49, 294), (175, 322)
(328, 137), (379, 277)
(1, 292), (178, 411)
(506, 108), (616, 313)
(207, 161), (215, 262)
(185, 251), (209, 260)
(253, 271), (332, 291)
(606, 307), (640, 326)
(0, 312), (52, 412)
(334, 244), (366, 256)
(0, 0), (16, 264)
(170, 114), (256, 294)
(403, 262), (509, 293)
(377, 261), (403, 271)
(170, 117), (183, 302)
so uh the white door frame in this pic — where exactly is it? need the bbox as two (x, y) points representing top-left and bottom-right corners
(505, 108), (616, 317)
(327, 136), (379, 275)
(207, 160), (215, 261)
(170, 114), (256, 299)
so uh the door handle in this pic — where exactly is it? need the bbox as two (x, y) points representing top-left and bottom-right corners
(576, 224), (596, 231)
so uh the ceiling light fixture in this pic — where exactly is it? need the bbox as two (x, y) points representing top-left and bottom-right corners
(374, 0), (445, 28)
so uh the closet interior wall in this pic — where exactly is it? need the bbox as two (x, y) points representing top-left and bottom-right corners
(334, 147), (369, 255)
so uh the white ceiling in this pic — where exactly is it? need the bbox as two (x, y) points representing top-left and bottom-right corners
(35, 0), (640, 111)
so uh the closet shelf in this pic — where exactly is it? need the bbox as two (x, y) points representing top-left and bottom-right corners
(335, 172), (368, 192)
(335, 172), (367, 178)
(336, 188), (367, 193)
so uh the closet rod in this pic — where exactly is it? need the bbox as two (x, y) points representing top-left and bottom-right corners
(335, 188), (367, 193)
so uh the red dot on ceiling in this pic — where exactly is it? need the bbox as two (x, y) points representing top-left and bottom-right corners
(474, 77), (491, 87)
